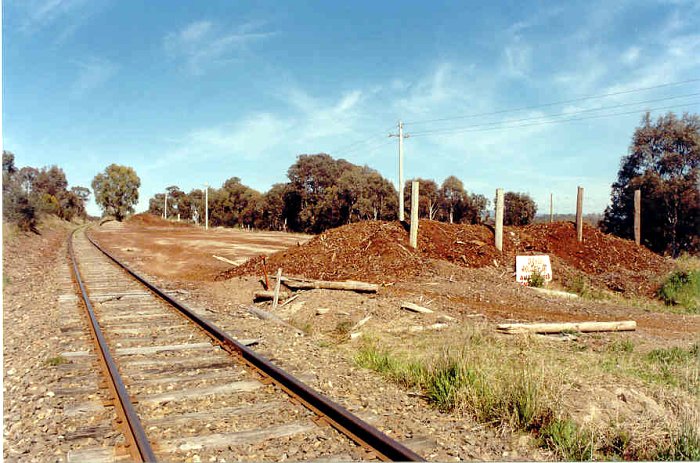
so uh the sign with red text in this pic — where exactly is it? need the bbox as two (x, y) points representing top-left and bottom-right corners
(515, 255), (552, 285)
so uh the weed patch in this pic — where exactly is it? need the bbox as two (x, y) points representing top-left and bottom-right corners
(45, 355), (68, 366)
(657, 270), (700, 313)
(539, 419), (593, 461)
(527, 268), (546, 288)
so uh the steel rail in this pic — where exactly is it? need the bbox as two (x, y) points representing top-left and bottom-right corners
(68, 229), (157, 462)
(86, 231), (425, 462)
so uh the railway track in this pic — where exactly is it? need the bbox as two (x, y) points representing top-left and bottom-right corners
(67, 227), (423, 462)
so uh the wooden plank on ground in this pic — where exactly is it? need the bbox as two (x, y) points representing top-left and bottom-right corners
(401, 302), (434, 314)
(115, 342), (213, 355)
(161, 422), (316, 452)
(497, 320), (636, 334)
(67, 448), (116, 463)
(138, 381), (262, 403)
(284, 280), (378, 293)
(145, 400), (284, 427)
(213, 255), (239, 266)
(254, 290), (290, 301)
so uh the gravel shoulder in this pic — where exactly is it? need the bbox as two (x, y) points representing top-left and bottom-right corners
(3, 221), (121, 462)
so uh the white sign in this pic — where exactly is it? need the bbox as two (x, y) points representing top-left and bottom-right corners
(515, 255), (552, 285)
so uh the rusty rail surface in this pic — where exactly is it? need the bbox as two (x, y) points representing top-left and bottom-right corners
(86, 230), (424, 462)
(68, 229), (157, 462)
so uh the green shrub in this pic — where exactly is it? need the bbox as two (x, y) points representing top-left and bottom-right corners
(654, 419), (700, 461)
(45, 355), (68, 366)
(540, 419), (593, 461)
(528, 268), (546, 288)
(658, 270), (700, 313)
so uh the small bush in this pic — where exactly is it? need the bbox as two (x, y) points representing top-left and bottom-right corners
(567, 275), (588, 296)
(654, 419), (700, 461)
(607, 339), (635, 354)
(527, 268), (546, 288)
(540, 419), (593, 461)
(647, 345), (698, 364)
(658, 270), (700, 313)
(334, 320), (354, 336)
(45, 355), (68, 366)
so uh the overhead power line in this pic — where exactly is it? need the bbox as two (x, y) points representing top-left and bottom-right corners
(328, 125), (396, 156)
(404, 77), (700, 126)
(409, 101), (700, 138)
(409, 92), (700, 136)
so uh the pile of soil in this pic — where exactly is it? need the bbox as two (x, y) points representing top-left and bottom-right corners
(219, 220), (672, 295)
(127, 213), (191, 227)
(222, 221), (425, 284)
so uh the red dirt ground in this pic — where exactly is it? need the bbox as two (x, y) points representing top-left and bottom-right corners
(220, 220), (672, 296)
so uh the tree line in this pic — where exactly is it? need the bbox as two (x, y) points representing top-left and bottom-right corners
(602, 112), (699, 256)
(2, 151), (90, 231)
(146, 153), (536, 233)
(6, 110), (694, 257)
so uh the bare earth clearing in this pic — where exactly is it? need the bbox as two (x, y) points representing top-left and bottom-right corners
(4, 215), (698, 461)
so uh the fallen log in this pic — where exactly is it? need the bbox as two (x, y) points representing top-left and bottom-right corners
(401, 302), (434, 314)
(213, 255), (238, 266)
(244, 305), (304, 336)
(497, 320), (636, 335)
(283, 279), (378, 293)
(253, 290), (290, 302)
(271, 268), (283, 310)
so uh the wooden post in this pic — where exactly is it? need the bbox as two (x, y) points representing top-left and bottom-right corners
(576, 186), (584, 242)
(271, 268), (282, 310)
(495, 188), (504, 252)
(634, 189), (641, 246)
(549, 193), (553, 223)
(409, 181), (419, 248)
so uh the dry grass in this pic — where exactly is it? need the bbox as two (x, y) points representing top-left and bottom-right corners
(354, 324), (699, 460)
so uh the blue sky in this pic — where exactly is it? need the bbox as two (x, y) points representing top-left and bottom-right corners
(3, 0), (700, 217)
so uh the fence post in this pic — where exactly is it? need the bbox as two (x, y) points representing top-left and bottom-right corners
(495, 188), (504, 252)
(549, 193), (553, 223)
(576, 186), (584, 242)
(410, 181), (419, 248)
(634, 189), (641, 246)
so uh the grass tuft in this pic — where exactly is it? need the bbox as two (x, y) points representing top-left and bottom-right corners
(45, 355), (68, 366)
(657, 270), (700, 313)
(527, 268), (546, 288)
(539, 419), (593, 461)
(654, 416), (700, 461)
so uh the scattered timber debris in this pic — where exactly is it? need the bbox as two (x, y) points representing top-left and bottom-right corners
(253, 290), (290, 302)
(271, 268), (283, 310)
(401, 302), (433, 314)
(213, 255), (238, 266)
(244, 305), (304, 336)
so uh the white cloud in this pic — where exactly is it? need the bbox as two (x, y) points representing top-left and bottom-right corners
(164, 20), (275, 75)
(11, 0), (102, 41)
(621, 46), (641, 65)
(503, 42), (532, 78)
(70, 58), (117, 97)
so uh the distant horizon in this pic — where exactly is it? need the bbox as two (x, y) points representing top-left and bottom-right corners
(4, 1), (699, 217)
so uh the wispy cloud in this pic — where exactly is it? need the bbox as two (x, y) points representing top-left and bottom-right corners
(70, 58), (117, 98)
(11, 0), (102, 42)
(164, 20), (275, 75)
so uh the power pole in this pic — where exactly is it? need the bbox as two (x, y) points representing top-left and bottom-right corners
(164, 191), (168, 220)
(549, 193), (553, 223)
(204, 183), (209, 230)
(389, 121), (409, 221)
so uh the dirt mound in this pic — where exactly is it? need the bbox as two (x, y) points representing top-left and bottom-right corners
(219, 220), (672, 295)
(514, 222), (672, 295)
(127, 213), (191, 227)
(221, 221), (425, 284)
